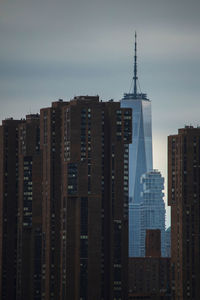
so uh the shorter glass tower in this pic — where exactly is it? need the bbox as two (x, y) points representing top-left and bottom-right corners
(140, 170), (166, 256)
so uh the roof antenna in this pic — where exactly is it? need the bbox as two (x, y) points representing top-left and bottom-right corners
(133, 31), (138, 96)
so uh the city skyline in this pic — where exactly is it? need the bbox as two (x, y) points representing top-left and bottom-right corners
(1, 0), (200, 227)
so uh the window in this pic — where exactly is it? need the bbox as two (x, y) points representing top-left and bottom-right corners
(67, 164), (77, 195)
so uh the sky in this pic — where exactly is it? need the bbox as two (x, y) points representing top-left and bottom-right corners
(1, 0), (200, 227)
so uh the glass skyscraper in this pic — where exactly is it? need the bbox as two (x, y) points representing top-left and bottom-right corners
(120, 33), (153, 256)
(121, 94), (153, 256)
(140, 170), (166, 257)
(121, 35), (167, 258)
(121, 94), (153, 204)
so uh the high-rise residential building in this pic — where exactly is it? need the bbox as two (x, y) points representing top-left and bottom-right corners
(40, 99), (68, 300)
(0, 118), (23, 300)
(0, 96), (132, 299)
(168, 127), (200, 300)
(140, 170), (166, 257)
(40, 96), (132, 300)
(17, 114), (42, 300)
(120, 33), (153, 257)
(0, 116), (42, 300)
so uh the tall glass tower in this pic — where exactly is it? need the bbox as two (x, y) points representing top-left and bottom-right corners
(120, 33), (153, 256)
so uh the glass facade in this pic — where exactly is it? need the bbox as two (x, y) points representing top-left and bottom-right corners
(165, 226), (171, 257)
(129, 203), (141, 257)
(140, 170), (166, 257)
(120, 93), (153, 256)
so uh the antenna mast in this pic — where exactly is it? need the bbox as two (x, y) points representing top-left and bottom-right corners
(133, 32), (138, 96)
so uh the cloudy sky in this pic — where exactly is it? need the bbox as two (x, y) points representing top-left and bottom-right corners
(1, 0), (200, 226)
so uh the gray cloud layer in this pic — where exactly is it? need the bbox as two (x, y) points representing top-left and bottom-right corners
(1, 0), (200, 226)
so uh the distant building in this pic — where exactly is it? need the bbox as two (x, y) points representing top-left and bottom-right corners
(168, 127), (200, 300)
(165, 227), (171, 257)
(145, 229), (161, 257)
(121, 33), (153, 257)
(129, 203), (141, 257)
(140, 170), (166, 256)
(129, 229), (171, 299)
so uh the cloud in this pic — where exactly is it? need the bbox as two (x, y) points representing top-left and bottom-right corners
(1, 0), (200, 226)
(1, 0), (200, 63)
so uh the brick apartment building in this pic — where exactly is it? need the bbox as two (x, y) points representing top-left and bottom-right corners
(168, 127), (200, 300)
(0, 96), (132, 300)
(129, 229), (171, 300)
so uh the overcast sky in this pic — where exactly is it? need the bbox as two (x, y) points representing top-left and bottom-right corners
(1, 0), (200, 226)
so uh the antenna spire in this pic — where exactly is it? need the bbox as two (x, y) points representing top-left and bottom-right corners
(133, 31), (138, 96)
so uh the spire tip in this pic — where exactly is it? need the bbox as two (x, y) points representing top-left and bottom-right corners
(133, 31), (138, 96)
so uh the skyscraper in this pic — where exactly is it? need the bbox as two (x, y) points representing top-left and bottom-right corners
(0, 118), (23, 300)
(40, 96), (132, 299)
(40, 99), (68, 300)
(120, 33), (153, 257)
(17, 114), (42, 300)
(140, 170), (166, 257)
(168, 127), (200, 300)
(0, 116), (42, 300)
